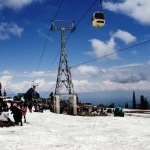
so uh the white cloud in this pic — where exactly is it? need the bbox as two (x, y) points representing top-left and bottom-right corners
(87, 37), (119, 60)
(0, 22), (24, 40)
(112, 29), (136, 44)
(74, 65), (103, 78)
(0, 33), (9, 40)
(1, 61), (150, 95)
(3, 70), (11, 75)
(103, 0), (150, 25)
(2, 76), (150, 94)
(34, 79), (56, 93)
(0, 76), (55, 94)
(147, 60), (150, 65)
(0, 0), (44, 10)
(8, 81), (31, 94)
(103, 80), (150, 91)
(0, 75), (13, 87)
(9, 70), (57, 79)
(0, 70), (57, 95)
(73, 79), (150, 93)
(111, 63), (143, 69)
(73, 80), (102, 93)
(107, 63), (150, 84)
(30, 71), (57, 78)
(111, 73), (146, 83)
(86, 30), (136, 61)
(1, 70), (57, 79)
(72, 62), (150, 92)
(7, 23), (24, 37)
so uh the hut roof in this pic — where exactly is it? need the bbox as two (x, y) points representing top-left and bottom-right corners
(24, 88), (39, 100)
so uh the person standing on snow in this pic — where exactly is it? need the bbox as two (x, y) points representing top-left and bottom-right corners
(28, 102), (33, 113)
(0, 98), (3, 112)
(22, 103), (27, 123)
(11, 103), (23, 126)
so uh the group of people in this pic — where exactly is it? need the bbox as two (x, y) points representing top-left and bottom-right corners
(77, 106), (109, 116)
(0, 98), (27, 127)
(0, 99), (56, 127)
(26, 101), (54, 113)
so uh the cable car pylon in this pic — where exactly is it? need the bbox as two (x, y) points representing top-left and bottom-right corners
(50, 20), (76, 94)
(50, 20), (78, 115)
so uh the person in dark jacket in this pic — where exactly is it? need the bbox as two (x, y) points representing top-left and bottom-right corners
(28, 102), (33, 113)
(3, 101), (9, 112)
(10, 103), (23, 126)
(0, 98), (3, 112)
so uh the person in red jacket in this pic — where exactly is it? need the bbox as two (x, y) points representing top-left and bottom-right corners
(22, 103), (27, 123)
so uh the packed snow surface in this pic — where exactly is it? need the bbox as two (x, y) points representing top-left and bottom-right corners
(0, 110), (150, 150)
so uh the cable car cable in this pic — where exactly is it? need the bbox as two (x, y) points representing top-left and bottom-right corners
(92, 0), (105, 28)
(42, 36), (146, 97)
(76, 0), (98, 27)
(33, 30), (51, 81)
(41, 83), (56, 97)
(41, 50), (61, 80)
(65, 0), (98, 40)
(33, 0), (64, 82)
(53, 0), (64, 20)
(37, 1), (149, 97)
(70, 39), (150, 69)
(64, 0), (98, 45)
(40, 0), (103, 97)
(42, 37), (150, 98)
(41, 0), (98, 80)
(100, 0), (102, 11)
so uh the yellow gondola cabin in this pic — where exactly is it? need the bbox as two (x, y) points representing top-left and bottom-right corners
(92, 12), (105, 28)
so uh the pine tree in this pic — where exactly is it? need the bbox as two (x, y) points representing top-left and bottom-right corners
(140, 96), (149, 109)
(132, 91), (136, 109)
(144, 97), (148, 109)
(3, 89), (7, 97)
(109, 103), (115, 108)
(49, 92), (54, 100)
(140, 95), (145, 109)
(125, 102), (129, 108)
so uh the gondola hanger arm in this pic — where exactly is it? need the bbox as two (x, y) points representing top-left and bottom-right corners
(100, 0), (103, 12)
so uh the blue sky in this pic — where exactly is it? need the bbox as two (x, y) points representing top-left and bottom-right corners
(0, 0), (150, 106)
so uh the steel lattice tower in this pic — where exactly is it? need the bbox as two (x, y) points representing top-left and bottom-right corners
(51, 20), (76, 94)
